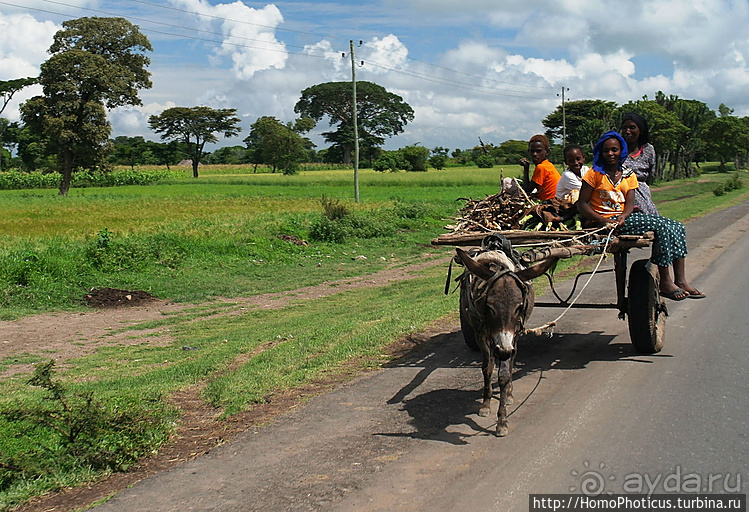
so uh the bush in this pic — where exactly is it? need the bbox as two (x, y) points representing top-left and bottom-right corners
(373, 152), (404, 172)
(428, 154), (446, 170)
(475, 154), (494, 168)
(0, 169), (178, 190)
(1, 361), (172, 491)
(401, 145), (429, 172)
(713, 184), (725, 196)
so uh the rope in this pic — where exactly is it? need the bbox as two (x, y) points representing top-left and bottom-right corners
(513, 225), (612, 249)
(522, 226), (616, 336)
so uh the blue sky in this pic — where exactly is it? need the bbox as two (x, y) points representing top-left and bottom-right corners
(2, 0), (749, 152)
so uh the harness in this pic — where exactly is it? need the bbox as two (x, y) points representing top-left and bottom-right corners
(448, 234), (533, 335)
(464, 267), (533, 334)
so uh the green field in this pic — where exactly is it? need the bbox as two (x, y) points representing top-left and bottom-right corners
(0, 164), (747, 509)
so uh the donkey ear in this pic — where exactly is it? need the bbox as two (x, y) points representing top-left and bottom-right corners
(456, 248), (496, 281)
(516, 257), (559, 281)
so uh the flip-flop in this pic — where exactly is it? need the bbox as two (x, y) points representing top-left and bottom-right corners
(686, 289), (706, 299)
(660, 288), (688, 301)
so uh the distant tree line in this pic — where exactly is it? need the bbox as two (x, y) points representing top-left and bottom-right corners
(542, 94), (749, 178)
(2, 16), (747, 195)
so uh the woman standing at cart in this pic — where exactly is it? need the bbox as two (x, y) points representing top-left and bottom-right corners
(620, 113), (659, 215)
(576, 131), (705, 301)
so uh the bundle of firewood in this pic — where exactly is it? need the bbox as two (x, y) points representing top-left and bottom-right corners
(445, 191), (580, 233)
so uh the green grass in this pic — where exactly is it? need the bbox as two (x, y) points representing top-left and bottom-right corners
(0, 163), (746, 510)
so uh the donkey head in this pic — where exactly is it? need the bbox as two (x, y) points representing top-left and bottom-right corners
(456, 248), (557, 361)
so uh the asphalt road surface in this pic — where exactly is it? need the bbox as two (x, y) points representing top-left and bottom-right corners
(93, 199), (749, 512)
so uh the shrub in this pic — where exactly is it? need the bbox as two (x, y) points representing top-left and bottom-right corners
(320, 195), (349, 221)
(713, 184), (725, 196)
(475, 154), (494, 168)
(428, 154), (447, 170)
(1, 361), (172, 488)
(401, 145), (429, 172)
(373, 152), (404, 172)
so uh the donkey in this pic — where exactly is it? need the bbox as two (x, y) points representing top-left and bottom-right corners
(456, 247), (557, 436)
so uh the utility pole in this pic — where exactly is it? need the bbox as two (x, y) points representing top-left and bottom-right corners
(350, 40), (360, 203)
(558, 86), (569, 146)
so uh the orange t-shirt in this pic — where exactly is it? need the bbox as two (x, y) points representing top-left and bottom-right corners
(582, 168), (639, 219)
(531, 160), (561, 200)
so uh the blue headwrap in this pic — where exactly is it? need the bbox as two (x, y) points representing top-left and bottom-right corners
(592, 131), (629, 174)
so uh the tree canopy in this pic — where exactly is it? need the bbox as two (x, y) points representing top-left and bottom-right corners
(294, 81), (414, 164)
(244, 116), (314, 174)
(148, 106), (242, 177)
(20, 17), (152, 195)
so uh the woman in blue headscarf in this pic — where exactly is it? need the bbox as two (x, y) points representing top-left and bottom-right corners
(577, 131), (705, 300)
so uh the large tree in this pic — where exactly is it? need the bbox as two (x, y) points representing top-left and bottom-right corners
(244, 116), (314, 174)
(294, 81), (414, 164)
(20, 17), (152, 195)
(700, 116), (749, 171)
(542, 99), (618, 149)
(148, 106), (242, 177)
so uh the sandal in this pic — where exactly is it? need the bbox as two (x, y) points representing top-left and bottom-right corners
(660, 288), (688, 301)
(686, 289), (706, 299)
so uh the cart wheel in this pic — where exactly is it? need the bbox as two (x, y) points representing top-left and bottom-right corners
(627, 259), (666, 353)
(459, 283), (479, 351)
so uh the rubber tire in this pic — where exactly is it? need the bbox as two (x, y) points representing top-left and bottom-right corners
(627, 259), (666, 354)
(459, 279), (480, 351)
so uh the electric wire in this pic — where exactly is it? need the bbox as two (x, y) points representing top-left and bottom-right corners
(3, 0), (557, 99)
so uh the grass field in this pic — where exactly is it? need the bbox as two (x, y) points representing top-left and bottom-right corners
(0, 163), (747, 509)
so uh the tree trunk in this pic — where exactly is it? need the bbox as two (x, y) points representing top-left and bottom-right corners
(58, 149), (74, 196)
(343, 145), (352, 165)
(192, 159), (199, 178)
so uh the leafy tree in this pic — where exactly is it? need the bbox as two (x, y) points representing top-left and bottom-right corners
(700, 116), (749, 171)
(400, 144), (430, 172)
(542, 99), (617, 148)
(19, 17), (152, 195)
(146, 140), (185, 170)
(428, 154), (446, 170)
(110, 136), (148, 169)
(294, 81), (414, 164)
(244, 116), (314, 174)
(207, 145), (251, 165)
(148, 106), (241, 177)
(0, 77), (37, 116)
(493, 139), (527, 165)
(373, 151), (405, 172)
(616, 99), (688, 180)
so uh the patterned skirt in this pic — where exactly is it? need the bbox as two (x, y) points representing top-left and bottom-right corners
(619, 213), (687, 267)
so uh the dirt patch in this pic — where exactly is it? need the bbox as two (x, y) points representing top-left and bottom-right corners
(83, 288), (157, 308)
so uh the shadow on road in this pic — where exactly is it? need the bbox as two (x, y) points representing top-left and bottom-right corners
(378, 327), (671, 444)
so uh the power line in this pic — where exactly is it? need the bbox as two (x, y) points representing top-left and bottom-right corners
(5, 0), (556, 99)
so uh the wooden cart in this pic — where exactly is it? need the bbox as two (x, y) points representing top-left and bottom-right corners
(433, 229), (668, 354)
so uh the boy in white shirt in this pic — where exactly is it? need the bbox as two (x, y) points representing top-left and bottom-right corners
(555, 143), (588, 203)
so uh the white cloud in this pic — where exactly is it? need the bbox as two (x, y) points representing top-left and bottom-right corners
(0, 12), (57, 120)
(169, 0), (287, 79)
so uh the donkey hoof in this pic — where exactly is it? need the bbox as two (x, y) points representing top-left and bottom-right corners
(479, 406), (491, 417)
(496, 424), (509, 437)
(505, 395), (514, 406)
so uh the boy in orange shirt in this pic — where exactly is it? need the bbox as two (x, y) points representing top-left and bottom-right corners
(519, 134), (560, 201)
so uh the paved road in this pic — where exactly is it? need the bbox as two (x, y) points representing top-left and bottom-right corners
(94, 200), (749, 512)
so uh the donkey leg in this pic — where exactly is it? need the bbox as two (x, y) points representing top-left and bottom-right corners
(496, 358), (513, 436)
(479, 352), (494, 417)
(499, 352), (515, 405)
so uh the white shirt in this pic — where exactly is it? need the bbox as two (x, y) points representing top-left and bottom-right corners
(555, 166), (588, 201)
